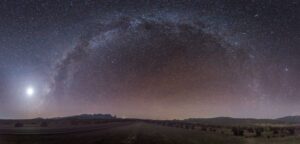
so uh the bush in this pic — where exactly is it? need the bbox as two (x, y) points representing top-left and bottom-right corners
(232, 127), (244, 136)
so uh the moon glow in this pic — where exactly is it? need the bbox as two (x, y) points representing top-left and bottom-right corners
(26, 86), (35, 98)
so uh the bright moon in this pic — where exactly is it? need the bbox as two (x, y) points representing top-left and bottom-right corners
(26, 86), (35, 97)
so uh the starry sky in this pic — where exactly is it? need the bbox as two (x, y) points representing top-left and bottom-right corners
(0, 0), (299, 119)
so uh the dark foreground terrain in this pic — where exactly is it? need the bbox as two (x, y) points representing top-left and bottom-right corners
(1, 122), (300, 144)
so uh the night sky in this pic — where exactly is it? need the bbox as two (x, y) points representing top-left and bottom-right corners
(0, 0), (299, 119)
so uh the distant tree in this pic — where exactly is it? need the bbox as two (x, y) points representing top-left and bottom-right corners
(71, 121), (78, 126)
(184, 124), (189, 129)
(247, 128), (254, 133)
(95, 121), (102, 124)
(288, 128), (295, 135)
(190, 125), (195, 130)
(40, 121), (48, 127)
(273, 130), (279, 135)
(210, 128), (217, 133)
(238, 129), (244, 136)
(169, 122), (173, 126)
(14, 122), (23, 127)
(232, 127), (244, 136)
(255, 128), (264, 137)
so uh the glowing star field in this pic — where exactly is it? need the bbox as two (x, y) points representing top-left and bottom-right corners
(0, 0), (299, 119)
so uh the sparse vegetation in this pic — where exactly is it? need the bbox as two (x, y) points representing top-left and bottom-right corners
(1, 117), (300, 144)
